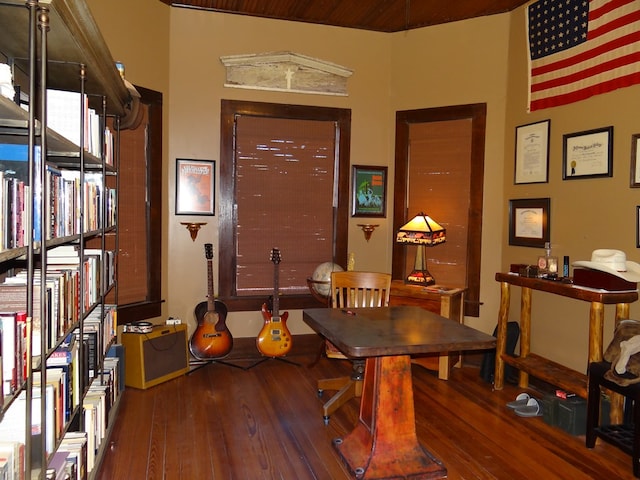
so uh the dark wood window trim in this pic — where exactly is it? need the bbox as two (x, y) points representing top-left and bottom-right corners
(392, 103), (486, 317)
(219, 100), (350, 312)
(116, 86), (163, 323)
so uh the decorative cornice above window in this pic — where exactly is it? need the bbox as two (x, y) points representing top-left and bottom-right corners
(220, 52), (353, 96)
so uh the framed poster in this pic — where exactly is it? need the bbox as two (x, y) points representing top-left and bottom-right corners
(562, 126), (613, 180)
(352, 165), (387, 217)
(631, 134), (640, 187)
(508, 198), (550, 248)
(175, 159), (215, 215)
(514, 119), (550, 184)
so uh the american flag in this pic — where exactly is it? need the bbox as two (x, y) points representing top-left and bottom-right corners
(527, 0), (640, 111)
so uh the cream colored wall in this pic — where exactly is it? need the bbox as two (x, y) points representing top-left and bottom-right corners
(166, 10), (393, 338)
(389, 15), (512, 335)
(504, 8), (640, 371)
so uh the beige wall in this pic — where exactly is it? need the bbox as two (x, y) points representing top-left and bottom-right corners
(90, 4), (640, 372)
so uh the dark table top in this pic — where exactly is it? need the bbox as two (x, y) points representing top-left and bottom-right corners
(303, 306), (496, 358)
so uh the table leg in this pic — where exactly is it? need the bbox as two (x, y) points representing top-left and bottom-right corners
(333, 355), (446, 479)
(519, 287), (531, 388)
(494, 282), (510, 390)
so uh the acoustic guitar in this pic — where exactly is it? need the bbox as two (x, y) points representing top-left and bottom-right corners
(256, 248), (292, 357)
(189, 243), (233, 359)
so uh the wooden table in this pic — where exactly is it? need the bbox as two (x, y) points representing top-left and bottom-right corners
(303, 306), (496, 479)
(494, 272), (638, 422)
(389, 280), (465, 379)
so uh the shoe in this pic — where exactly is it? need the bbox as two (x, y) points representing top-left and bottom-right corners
(514, 398), (543, 417)
(506, 392), (530, 409)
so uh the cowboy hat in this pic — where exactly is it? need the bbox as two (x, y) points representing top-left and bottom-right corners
(573, 249), (640, 283)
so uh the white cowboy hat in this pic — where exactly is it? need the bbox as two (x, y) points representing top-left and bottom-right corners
(573, 249), (640, 283)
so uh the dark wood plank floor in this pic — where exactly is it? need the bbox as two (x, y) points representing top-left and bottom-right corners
(96, 353), (635, 479)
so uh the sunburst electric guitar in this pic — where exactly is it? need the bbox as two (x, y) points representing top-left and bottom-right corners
(256, 248), (292, 357)
(189, 243), (233, 359)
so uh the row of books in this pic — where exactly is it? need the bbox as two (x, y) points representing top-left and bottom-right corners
(0, 143), (117, 252)
(46, 89), (116, 166)
(0, 343), (123, 480)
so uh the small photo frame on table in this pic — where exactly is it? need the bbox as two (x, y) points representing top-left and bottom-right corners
(175, 159), (215, 215)
(562, 126), (613, 180)
(630, 134), (640, 187)
(352, 165), (387, 217)
(508, 198), (550, 248)
(514, 119), (550, 184)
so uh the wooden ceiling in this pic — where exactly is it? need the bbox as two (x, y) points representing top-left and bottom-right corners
(159, 0), (529, 32)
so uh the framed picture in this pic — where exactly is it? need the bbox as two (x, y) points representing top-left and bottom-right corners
(352, 165), (387, 217)
(562, 126), (613, 180)
(508, 198), (550, 248)
(514, 119), (550, 184)
(637, 206), (640, 247)
(175, 159), (215, 215)
(631, 134), (640, 187)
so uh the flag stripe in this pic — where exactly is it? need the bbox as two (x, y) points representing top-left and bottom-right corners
(527, 0), (640, 111)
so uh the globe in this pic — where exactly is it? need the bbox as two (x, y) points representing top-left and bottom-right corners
(310, 262), (344, 297)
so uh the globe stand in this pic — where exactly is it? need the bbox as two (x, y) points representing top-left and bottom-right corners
(306, 277), (331, 306)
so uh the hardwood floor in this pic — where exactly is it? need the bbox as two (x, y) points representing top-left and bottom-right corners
(96, 352), (635, 479)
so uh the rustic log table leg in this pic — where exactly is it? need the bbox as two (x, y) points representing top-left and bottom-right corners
(333, 355), (446, 479)
(494, 281), (510, 390)
(519, 287), (532, 388)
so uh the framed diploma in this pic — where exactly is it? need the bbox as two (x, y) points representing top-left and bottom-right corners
(514, 119), (550, 184)
(175, 159), (216, 215)
(508, 198), (550, 248)
(562, 126), (613, 180)
(631, 134), (640, 187)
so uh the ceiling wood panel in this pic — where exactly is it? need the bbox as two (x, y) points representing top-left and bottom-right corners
(159, 0), (529, 32)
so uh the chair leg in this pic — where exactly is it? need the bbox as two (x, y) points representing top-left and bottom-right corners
(322, 379), (359, 425)
(633, 398), (640, 478)
(586, 368), (601, 448)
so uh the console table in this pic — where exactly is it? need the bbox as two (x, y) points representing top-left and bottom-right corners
(494, 272), (638, 422)
(389, 280), (465, 379)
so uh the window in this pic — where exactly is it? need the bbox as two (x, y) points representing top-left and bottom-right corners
(219, 100), (351, 311)
(392, 104), (486, 317)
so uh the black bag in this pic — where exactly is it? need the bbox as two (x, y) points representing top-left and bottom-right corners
(480, 321), (520, 384)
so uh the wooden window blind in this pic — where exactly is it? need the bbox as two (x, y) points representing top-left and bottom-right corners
(234, 115), (336, 296)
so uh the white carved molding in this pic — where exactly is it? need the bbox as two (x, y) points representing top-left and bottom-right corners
(220, 52), (353, 96)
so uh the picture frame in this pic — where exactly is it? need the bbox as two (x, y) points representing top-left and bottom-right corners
(562, 126), (613, 180)
(508, 197), (550, 248)
(175, 159), (215, 215)
(631, 134), (640, 187)
(352, 165), (387, 217)
(514, 119), (550, 184)
(637, 206), (640, 248)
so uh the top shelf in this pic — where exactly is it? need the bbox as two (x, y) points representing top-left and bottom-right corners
(0, 0), (130, 116)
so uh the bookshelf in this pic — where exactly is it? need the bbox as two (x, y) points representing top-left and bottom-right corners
(0, 1), (131, 478)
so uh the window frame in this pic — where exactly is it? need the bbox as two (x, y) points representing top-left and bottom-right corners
(219, 100), (351, 312)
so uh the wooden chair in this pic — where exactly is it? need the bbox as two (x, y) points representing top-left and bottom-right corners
(317, 270), (391, 424)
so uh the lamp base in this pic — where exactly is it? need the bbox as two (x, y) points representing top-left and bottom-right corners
(405, 269), (436, 286)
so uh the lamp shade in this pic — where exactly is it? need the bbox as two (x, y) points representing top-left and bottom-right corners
(396, 212), (446, 246)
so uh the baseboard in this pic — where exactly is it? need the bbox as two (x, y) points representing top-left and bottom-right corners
(211, 333), (323, 362)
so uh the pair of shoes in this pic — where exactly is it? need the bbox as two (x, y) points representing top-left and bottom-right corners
(514, 398), (543, 417)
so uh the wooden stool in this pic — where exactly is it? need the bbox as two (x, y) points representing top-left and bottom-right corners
(586, 361), (640, 478)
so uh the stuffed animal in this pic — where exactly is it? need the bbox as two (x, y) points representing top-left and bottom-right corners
(603, 319), (640, 386)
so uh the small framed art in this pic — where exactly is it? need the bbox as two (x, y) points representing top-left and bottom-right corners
(514, 119), (550, 184)
(175, 159), (215, 215)
(508, 197), (550, 248)
(562, 126), (613, 180)
(352, 165), (387, 217)
(631, 134), (640, 187)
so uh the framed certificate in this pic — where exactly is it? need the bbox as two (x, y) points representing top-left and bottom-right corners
(508, 198), (550, 248)
(514, 120), (550, 184)
(562, 126), (613, 180)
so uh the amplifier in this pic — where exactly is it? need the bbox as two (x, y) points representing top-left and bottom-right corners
(121, 324), (189, 389)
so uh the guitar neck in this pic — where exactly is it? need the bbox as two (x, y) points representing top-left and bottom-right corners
(207, 259), (215, 311)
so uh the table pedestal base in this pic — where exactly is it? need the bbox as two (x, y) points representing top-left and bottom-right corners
(333, 355), (447, 479)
